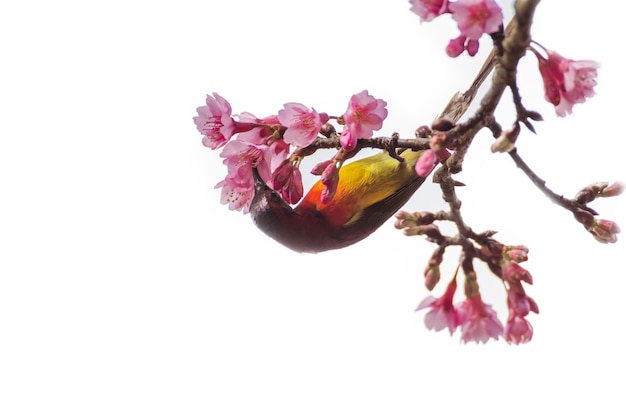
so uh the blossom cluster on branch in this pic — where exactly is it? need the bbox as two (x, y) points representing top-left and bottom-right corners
(194, 0), (621, 344)
(193, 90), (393, 212)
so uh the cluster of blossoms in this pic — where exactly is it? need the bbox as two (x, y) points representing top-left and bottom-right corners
(410, 0), (600, 119)
(193, 90), (389, 212)
(398, 217), (539, 344)
(409, 0), (504, 57)
(397, 178), (622, 344)
(195, 1), (617, 346)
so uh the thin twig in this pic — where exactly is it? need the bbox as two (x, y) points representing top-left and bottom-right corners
(508, 148), (598, 215)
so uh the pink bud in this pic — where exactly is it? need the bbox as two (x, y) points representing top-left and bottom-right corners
(600, 182), (624, 197)
(271, 159), (294, 191)
(281, 167), (303, 204)
(340, 129), (356, 152)
(310, 160), (333, 176)
(590, 219), (620, 244)
(504, 245), (529, 263)
(503, 261), (533, 284)
(424, 265), (441, 291)
(430, 132), (451, 151)
(320, 163), (339, 204)
(415, 149), (438, 176)
(446, 35), (465, 58)
(466, 38), (479, 56)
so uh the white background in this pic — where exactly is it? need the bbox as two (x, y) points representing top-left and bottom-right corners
(1, 1), (624, 419)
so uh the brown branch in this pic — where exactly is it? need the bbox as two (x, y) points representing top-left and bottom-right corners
(430, 0), (542, 251)
(294, 134), (431, 159)
(508, 147), (598, 215)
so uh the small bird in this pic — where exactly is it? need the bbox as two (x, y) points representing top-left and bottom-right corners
(250, 149), (425, 253)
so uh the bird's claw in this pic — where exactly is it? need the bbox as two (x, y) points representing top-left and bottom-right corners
(384, 133), (405, 163)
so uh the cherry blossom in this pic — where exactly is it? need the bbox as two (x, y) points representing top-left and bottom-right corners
(216, 138), (273, 212)
(504, 314), (533, 344)
(536, 49), (600, 117)
(341, 90), (388, 151)
(449, 0), (503, 40)
(409, 0), (449, 22)
(416, 279), (462, 335)
(193, 93), (236, 150)
(278, 103), (328, 148)
(457, 293), (503, 343)
(215, 176), (255, 213)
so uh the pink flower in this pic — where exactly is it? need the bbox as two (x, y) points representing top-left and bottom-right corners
(220, 137), (271, 180)
(271, 159), (304, 204)
(216, 138), (273, 212)
(215, 176), (255, 213)
(416, 279), (462, 335)
(409, 0), (449, 22)
(449, 0), (503, 40)
(504, 314), (533, 345)
(194, 93), (236, 149)
(278, 103), (328, 147)
(457, 293), (503, 344)
(343, 90), (388, 140)
(415, 149), (438, 176)
(536, 50), (600, 117)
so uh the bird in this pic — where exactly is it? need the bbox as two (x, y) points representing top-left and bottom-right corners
(249, 149), (426, 253)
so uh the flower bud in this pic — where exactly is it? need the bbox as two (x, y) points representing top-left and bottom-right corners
(415, 211), (436, 225)
(599, 182), (624, 198)
(320, 163), (339, 204)
(416, 125), (432, 138)
(503, 261), (533, 284)
(590, 219), (620, 244)
(431, 118), (455, 132)
(340, 129), (356, 152)
(504, 245), (529, 263)
(446, 35), (465, 58)
(415, 149), (438, 177)
(491, 123), (520, 153)
(394, 211), (417, 229)
(430, 132), (452, 151)
(271, 159), (294, 191)
(424, 265), (441, 291)
(310, 159), (333, 176)
(575, 182), (605, 204)
(319, 122), (336, 138)
(466, 38), (479, 56)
